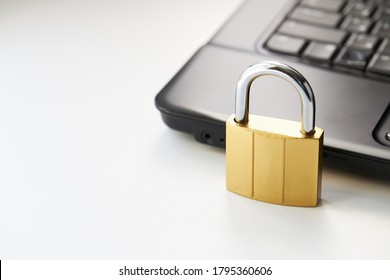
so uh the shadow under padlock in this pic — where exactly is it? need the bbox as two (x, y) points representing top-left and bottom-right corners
(226, 61), (324, 207)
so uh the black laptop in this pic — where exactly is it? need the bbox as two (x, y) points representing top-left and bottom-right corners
(155, 0), (390, 177)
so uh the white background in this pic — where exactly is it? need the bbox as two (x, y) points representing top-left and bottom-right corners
(0, 0), (389, 259)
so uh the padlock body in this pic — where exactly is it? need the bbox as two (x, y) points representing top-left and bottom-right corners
(226, 114), (324, 207)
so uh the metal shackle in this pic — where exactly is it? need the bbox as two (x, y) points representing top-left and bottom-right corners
(234, 61), (316, 135)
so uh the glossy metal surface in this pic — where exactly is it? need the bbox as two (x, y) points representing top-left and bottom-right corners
(227, 61), (323, 207)
(226, 115), (324, 207)
(234, 61), (316, 135)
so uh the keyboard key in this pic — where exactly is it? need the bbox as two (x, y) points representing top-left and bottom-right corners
(289, 6), (342, 27)
(371, 21), (390, 38)
(377, 38), (390, 54)
(264, 0), (390, 79)
(367, 53), (390, 75)
(341, 15), (373, 33)
(303, 42), (337, 62)
(301, 0), (346, 12)
(278, 20), (347, 45)
(266, 34), (306, 55)
(334, 48), (372, 69)
(346, 33), (379, 51)
(343, 1), (376, 17)
(376, 5), (390, 22)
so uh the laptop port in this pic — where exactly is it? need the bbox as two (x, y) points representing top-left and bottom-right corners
(373, 104), (390, 147)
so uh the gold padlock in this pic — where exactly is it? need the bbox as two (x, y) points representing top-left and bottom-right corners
(226, 61), (324, 207)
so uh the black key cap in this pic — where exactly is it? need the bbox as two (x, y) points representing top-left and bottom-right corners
(346, 33), (379, 51)
(376, 5), (390, 22)
(367, 53), (390, 75)
(343, 1), (376, 17)
(266, 33), (306, 55)
(377, 39), (390, 54)
(289, 6), (342, 27)
(301, 0), (345, 12)
(303, 42), (337, 62)
(278, 20), (347, 45)
(334, 48), (372, 69)
(341, 15), (373, 33)
(371, 21), (390, 38)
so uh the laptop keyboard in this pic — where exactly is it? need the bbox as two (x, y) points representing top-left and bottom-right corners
(264, 0), (390, 79)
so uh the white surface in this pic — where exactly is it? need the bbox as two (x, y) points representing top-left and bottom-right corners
(0, 0), (389, 259)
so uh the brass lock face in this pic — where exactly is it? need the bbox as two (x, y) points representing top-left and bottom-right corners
(226, 61), (324, 207)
